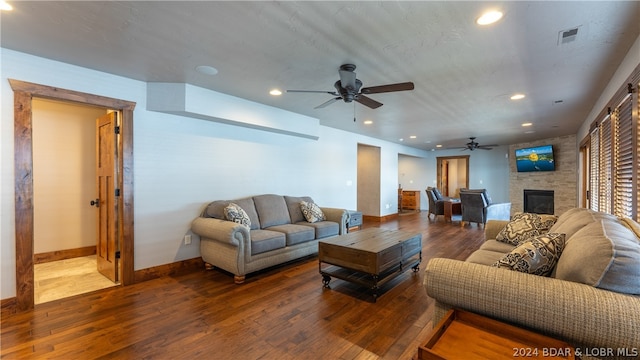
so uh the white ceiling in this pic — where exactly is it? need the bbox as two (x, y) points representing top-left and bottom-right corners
(2, 1), (639, 150)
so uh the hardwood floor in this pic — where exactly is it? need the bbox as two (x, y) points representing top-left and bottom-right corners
(1, 212), (486, 359)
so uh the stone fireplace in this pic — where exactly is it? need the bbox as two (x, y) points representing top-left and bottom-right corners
(524, 189), (554, 215)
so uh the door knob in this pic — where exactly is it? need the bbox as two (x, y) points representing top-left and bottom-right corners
(90, 199), (100, 207)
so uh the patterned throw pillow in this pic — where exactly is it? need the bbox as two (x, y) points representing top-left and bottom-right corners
(493, 233), (566, 276)
(496, 212), (558, 246)
(224, 202), (251, 228)
(300, 201), (325, 223)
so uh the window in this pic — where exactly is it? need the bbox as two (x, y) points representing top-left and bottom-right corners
(585, 72), (639, 222)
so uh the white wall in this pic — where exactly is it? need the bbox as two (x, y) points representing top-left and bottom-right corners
(399, 146), (511, 210)
(32, 99), (105, 253)
(578, 34), (640, 142)
(0, 49), (431, 299)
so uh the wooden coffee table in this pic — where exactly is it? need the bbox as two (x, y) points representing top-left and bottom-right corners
(318, 228), (422, 301)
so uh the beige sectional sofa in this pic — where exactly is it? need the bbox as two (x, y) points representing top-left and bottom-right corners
(191, 194), (348, 283)
(424, 208), (640, 358)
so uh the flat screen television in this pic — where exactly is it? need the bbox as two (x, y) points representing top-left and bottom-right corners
(515, 145), (555, 172)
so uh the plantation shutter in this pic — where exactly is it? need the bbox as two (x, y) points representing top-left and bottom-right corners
(599, 116), (612, 214)
(589, 127), (600, 211)
(613, 95), (634, 218)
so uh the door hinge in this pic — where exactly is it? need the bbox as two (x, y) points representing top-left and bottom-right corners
(114, 126), (120, 134)
(115, 251), (121, 259)
(115, 188), (121, 197)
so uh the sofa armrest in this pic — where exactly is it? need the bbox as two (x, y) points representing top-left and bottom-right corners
(484, 220), (509, 239)
(424, 258), (640, 350)
(486, 202), (511, 221)
(191, 217), (250, 246)
(321, 207), (349, 235)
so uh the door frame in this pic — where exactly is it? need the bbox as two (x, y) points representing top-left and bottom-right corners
(11, 79), (136, 311)
(436, 155), (470, 196)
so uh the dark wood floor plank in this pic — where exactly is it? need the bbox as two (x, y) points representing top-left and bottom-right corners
(1, 212), (485, 359)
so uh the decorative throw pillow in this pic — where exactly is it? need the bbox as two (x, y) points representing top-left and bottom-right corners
(493, 233), (565, 276)
(224, 203), (251, 227)
(496, 212), (558, 246)
(300, 201), (325, 223)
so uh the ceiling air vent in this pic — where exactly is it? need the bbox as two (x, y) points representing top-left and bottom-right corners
(558, 27), (580, 45)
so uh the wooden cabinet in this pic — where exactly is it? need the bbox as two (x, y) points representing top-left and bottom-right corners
(401, 190), (420, 211)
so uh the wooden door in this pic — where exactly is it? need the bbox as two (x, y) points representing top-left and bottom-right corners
(96, 112), (118, 282)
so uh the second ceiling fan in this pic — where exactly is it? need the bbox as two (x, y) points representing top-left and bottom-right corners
(287, 64), (414, 109)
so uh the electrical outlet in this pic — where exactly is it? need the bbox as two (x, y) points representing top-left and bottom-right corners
(184, 235), (192, 245)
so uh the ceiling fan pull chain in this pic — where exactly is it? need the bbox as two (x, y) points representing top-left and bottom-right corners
(353, 102), (356, 122)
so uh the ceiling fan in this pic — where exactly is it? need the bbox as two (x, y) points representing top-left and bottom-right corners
(451, 137), (498, 151)
(286, 64), (414, 109)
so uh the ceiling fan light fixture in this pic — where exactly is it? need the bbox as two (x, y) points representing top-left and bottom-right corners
(476, 10), (503, 25)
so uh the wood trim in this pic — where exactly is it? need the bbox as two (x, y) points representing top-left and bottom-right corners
(133, 258), (205, 284)
(120, 109), (135, 286)
(34, 246), (97, 264)
(13, 90), (34, 312)
(436, 155), (470, 195)
(8, 79), (136, 110)
(10, 79), (136, 312)
(363, 213), (399, 223)
(1, 297), (17, 318)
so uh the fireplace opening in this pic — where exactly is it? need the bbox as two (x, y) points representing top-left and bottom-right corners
(524, 190), (554, 215)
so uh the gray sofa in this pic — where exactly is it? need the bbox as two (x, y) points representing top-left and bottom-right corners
(424, 208), (640, 358)
(191, 194), (348, 283)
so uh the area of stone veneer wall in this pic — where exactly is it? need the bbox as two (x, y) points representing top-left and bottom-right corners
(509, 134), (577, 216)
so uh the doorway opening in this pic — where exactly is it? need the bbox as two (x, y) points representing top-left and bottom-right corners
(11, 79), (136, 311)
(31, 99), (119, 304)
(436, 155), (470, 198)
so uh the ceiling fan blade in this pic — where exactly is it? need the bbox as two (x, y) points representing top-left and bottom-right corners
(287, 90), (339, 96)
(314, 97), (341, 109)
(339, 70), (357, 90)
(360, 82), (414, 94)
(355, 94), (383, 109)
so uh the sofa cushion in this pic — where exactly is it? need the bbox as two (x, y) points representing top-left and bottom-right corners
(300, 201), (326, 223)
(465, 249), (506, 265)
(284, 196), (314, 223)
(224, 203), (251, 227)
(250, 229), (286, 255)
(206, 197), (261, 230)
(265, 224), (315, 246)
(295, 221), (339, 239)
(496, 212), (557, 246)
(554, 219), (640, 294)
(479, 240), (517, 253)
(548, 207), (616, 239)
(253, 194), (291, 228)
(493, 233), (565, 276)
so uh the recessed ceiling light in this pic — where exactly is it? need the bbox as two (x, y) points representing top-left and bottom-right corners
(510, 94), (526, 100)
(1, 1), (12, 11)
(399, 138), (404, 142)
(363, 120), (373, 125)
(195, 65), (218, 76)
(269, 89), (282, 96)
(522, 122), (533, 127)
(476, 10), (503, 25)
(436, 144), (443, 148)
(410, 135), (417, 139)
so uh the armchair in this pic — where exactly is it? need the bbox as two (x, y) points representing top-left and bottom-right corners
(426, 187), (453, 220)
(459, 189), (511, 226)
